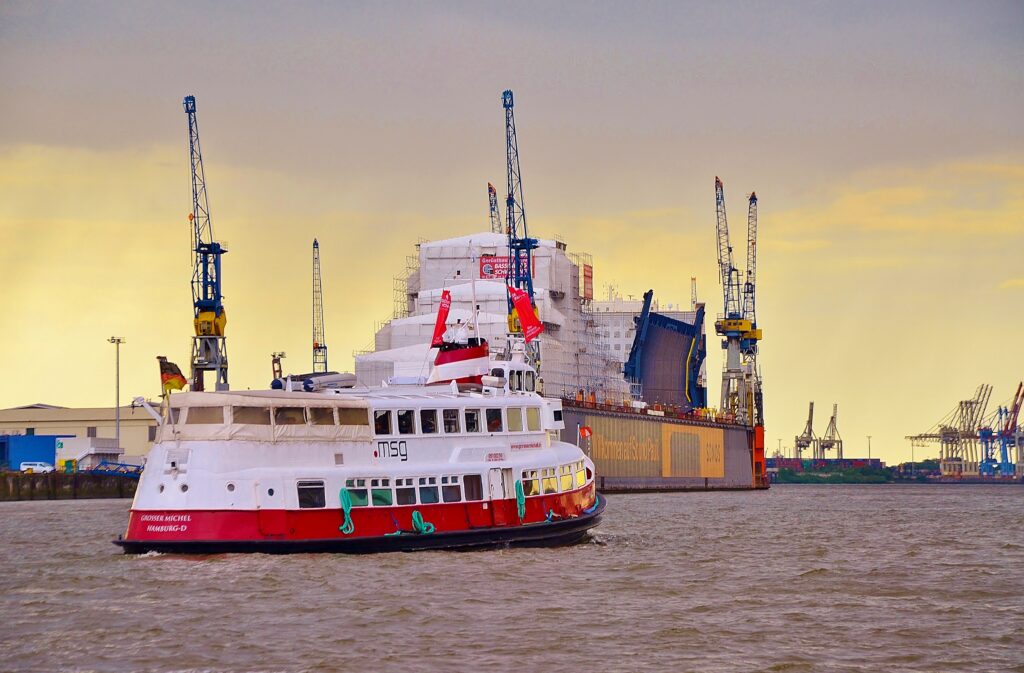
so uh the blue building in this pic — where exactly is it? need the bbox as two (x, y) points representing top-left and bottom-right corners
(0, 435), (67, 470)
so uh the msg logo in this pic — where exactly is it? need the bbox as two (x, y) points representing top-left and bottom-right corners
(376, 440), (408, 462)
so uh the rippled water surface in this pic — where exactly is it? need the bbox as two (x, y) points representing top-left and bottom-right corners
(2, 485), (1023, 672)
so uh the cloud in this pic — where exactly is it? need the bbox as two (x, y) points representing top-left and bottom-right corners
(999, 278), (1024, 289)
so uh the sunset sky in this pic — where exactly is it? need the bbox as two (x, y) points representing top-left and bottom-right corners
(1, 1), (1022, 464)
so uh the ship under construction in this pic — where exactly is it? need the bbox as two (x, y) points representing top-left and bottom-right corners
(352, 93), (766, 491)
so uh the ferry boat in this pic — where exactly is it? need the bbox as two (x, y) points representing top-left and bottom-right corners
(116, 352), (604, 554)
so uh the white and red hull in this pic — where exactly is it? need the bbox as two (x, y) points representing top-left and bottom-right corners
(118, 486), (602, 554)
(117, 377), (602, 555)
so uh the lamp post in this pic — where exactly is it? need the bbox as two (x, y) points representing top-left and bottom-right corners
(108, 337), (125, 450)
(867, 435), (872, 461)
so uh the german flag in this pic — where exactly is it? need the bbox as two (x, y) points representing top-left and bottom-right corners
(157, 356), (188, 393)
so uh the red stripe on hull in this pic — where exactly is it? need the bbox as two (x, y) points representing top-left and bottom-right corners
(126, 483), (596, 543)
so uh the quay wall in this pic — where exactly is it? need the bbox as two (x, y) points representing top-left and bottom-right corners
(0, 471), (137, 501)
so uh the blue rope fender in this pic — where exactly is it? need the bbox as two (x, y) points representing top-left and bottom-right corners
(514, 479), (526, 521)
(338, 488), (355, 535)
(411, 510), (435, 534)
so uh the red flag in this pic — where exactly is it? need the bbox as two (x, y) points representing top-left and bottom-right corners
(579, 426), (593, 439)
(430, 290), (452, 346)
(508, 285), (544, 343)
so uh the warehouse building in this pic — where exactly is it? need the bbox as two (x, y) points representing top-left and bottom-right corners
(0, 403), (157, 460)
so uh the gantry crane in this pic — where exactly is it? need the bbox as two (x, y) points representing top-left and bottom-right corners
(488, 182), (504, 234)
(184, 95), (229, 391)
(794, 402), (817, 460)
(906, 384), (993, 475)
(818, 403), (843, 459)
(502, 89), (540, 360)
(714, 178), (762, 425)
(312, 239), (328, 373)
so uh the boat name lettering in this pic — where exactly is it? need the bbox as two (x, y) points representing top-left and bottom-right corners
(510, 442), (542, 451)
(146, 524), (189, 533)
(486, 452), (506, 462)
(139, 514), (192, 522)
(376, 440), (408, 462)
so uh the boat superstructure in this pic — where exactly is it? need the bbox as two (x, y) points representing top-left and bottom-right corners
(118, 360), (602, 554)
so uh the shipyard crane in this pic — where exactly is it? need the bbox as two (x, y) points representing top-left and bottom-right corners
(502, 89), (540, 358)
(184, 95), (229, 391)
(818, 403), (844, 459)
(487, 182), (504, 235)
(312, 239), (328, 373)
(794, 401), (817, 460)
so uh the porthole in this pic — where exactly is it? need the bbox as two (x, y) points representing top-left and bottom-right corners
(268, 488), (275, 496)
(227, 483), (235, 492)
(180, 484), (189, 492)
(158, 484), (165, 493)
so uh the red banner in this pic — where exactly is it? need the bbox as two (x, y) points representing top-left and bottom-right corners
(430, 290), (452, 346)
(508, 285), (544, 343)
(480, 255), (530, 280)
(583, 264), (594, 300)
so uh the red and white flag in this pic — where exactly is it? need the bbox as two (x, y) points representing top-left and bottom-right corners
(508, 285), (544, 343)
(430, 290), (452, 347)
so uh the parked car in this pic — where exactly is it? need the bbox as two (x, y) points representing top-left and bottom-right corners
(20, 461), (55, 473)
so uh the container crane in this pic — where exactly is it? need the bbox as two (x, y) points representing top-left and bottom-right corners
(997, 382), (1022, 477)
(502, 89), (540, 359)
(184, 95), (228, 391)
(488, 182), (504, 235)
(313, 239), (328, 373)
(818, 403), (843, 459)
(794, 401), (817, 460)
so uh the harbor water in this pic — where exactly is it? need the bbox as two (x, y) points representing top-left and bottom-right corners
(1, 485), (1022, 672)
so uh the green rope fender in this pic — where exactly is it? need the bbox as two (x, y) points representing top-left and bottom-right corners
(338, 488), (355, 535)
(514, 479), (526, 522)
(411, 510), (435, 534)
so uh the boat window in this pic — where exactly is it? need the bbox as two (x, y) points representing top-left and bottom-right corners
(168, 408), (181, 424)
(338, 408), (369, 426)
(374, 410), (392, 435)
(419, 484), (439, 504)
(525, 371), (536, 392)
(396, 478), (416, 505)
(442, 481), (461, 503)
(560, 471), (574, 491)
(233, 406), (272, 425)
(308, 407), (336, 425)
(526, 407), (541, 431)
(490, 367), (504, 378)
(443, 409), (460, 433)
(371, 478), (393, 506)
(274, 407), (305, 425)
(463, 474), (483, 501)
(576, 469), (587, 488)
(397, 409), (415, 435)
(486, 408), (503, 433)
(465, 409), (481, 433)
(542, 468), (557, 494)
(553, 409), (563, 422)
(185, 406), (224, 424)
(420, 409), (438, 434)
(297, 480), (326, 509)
(521, 470), (540, 496)
(344, 479), (369, 507)
(507, 408), (524, 432)
(511, 370), (522, 391)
